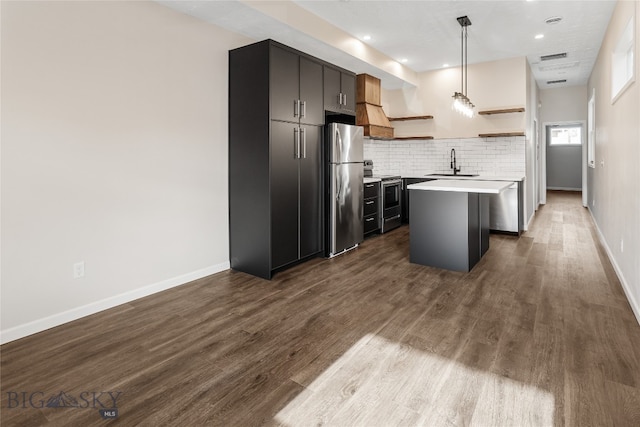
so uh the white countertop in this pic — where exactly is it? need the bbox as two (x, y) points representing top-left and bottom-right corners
(364, 177), (381, 184)
(407, 179), (513, 194)
(402, 174), (524, 182)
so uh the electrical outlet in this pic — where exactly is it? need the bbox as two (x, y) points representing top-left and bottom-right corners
(73, 261), (85, 279)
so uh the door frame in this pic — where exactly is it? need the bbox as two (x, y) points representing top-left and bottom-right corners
(533, 118), (541, 209)
(541, 120), (587, 205)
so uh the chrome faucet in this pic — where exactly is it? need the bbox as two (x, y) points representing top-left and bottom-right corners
(450, 148), (461, 175)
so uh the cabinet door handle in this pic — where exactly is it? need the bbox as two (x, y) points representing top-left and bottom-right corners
(365, 200), (374, 205)
(365, 217), (375, 222)
(301, 128), (306, 159)
(300, 101), (306, 118)
(294, 99), (300, 118)
(365, 184), (375, 188)
(342, 93), (347, 106)
(294, 128), (300, 158)
(338, 93), (343, 105)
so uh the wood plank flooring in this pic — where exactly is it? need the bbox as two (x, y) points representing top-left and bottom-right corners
(2, 191), (640, 426)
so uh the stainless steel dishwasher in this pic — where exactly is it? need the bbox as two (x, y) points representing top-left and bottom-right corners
(489, 181), (519, 233)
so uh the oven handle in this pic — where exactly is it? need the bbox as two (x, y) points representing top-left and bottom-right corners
(382, 179), (402, 186)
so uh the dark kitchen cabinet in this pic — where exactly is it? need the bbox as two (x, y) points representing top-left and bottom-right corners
(402, 178), (436, 223)
(363, 181), (380, 236)
(270, 121), (300, 269)
(271, 45), (324, 125)
(298, 124), (322, 258)
(229, 40), (326, 279)
(324, 65), (356, 115)
(271, 121), (322, 269)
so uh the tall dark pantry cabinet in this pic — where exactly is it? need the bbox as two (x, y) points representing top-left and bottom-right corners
(229, 40), (327, 279)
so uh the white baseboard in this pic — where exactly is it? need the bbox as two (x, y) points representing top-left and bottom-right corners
(547, 186), (582, 191)
(0, 262), (230, 344)
(589, 208), (640, 326)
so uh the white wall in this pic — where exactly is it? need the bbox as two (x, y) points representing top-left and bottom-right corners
(587, 0), (640, 323)
(539, 86), (588, 191)
(382, 57), (528, 139)
(1, 1), (251, 342)
(524, 60), (540, 227)
(540, 86), (589, 123)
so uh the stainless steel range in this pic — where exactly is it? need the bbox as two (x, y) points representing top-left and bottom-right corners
(374, 175), (402, 233)
(363, 161), (401, 233)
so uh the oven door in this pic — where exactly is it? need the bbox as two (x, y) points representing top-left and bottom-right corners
(383, 180), (401, 209)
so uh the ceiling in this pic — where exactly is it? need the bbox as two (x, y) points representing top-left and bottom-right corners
(159, 0), (617, 90)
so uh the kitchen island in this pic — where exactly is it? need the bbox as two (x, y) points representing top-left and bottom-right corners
(407, 180), (512, 272)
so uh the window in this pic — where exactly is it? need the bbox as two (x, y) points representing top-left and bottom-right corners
(611, 16), (635, 103)
(549, 125), (582, 146)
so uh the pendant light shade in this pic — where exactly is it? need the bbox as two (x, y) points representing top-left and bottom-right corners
(452, 16), (474, 118)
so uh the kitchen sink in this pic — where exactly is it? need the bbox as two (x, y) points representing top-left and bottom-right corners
(426, 173), (479, 177)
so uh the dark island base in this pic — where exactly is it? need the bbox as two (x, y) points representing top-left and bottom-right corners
(409, 190), (489, 272)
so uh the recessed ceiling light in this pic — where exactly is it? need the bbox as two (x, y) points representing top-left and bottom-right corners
(443, 63), (449, 68)
(399, 58), (408, 63)
(535, 34), (544, 39)
(362, 35), (371, 41)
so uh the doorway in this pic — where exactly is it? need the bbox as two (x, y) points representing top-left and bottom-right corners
(542, 122), (585, 197)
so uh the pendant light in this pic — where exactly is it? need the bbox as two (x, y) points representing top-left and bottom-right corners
(452, 16), (474, 118)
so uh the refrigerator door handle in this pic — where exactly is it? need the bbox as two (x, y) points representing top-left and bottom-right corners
(301, 128), (306, 158)
(335, 126), (343, 161)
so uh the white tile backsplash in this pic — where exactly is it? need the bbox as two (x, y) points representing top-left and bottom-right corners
(363, 136), (525, 177)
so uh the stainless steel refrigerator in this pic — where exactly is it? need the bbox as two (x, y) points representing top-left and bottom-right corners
(326, 122), (364, 257)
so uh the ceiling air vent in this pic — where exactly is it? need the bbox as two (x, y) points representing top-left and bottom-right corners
(547, 79), (567, 85)
(545, 16), (563, 25)
(541, 52), (567, 61)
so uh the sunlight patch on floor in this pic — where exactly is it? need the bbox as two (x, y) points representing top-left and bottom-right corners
(276, 334), (554, 426)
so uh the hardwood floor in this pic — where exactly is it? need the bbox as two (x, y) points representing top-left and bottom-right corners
(2, 191), (639, 426)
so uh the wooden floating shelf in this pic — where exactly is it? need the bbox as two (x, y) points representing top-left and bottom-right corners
(478, 108), (525, 115)
(387, 115), (434, 121)
(478, 132), (525, 138)
(393, 136), (434, 140)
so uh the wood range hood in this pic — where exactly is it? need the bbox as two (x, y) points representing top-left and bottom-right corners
(356, 74), (394, 139)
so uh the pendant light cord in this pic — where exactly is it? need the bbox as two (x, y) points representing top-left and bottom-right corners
(464, 25), (468, 97)
(459, 21), (469, 97)
(453, 15), (473, 117)
(461, 24), (464, 96)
